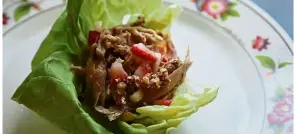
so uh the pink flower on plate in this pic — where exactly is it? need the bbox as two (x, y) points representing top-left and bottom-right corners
(273, 101), (292, 116)
(267, 112), (293, 124)
(201, 0), (227, 19)
(252, 36), (270, 51)
(268, 101), (293, 124)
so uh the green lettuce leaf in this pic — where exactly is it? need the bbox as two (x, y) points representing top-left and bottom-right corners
(11, 0), (218, 134)
(31, 0), (87, 69)
(78, 0), (181, 36)
(12, 51), (111, 134)
(118, 83), (219, 134)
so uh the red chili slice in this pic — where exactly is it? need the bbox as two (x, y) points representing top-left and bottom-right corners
(88, 30), (100, 46)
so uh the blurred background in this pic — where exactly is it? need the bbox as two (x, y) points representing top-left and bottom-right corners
(252, 0), (293, 38)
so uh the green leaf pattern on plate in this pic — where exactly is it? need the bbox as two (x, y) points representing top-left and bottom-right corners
(256, 55), (276, 72)
(251, 34), (293, 134)
(227, 9), (240, 17)
(220, 12), (228, 21)
(14, 3), (32, 21)
(278, 61), (292, 69)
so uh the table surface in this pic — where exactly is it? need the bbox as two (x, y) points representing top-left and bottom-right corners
(252, 0), (293, 38)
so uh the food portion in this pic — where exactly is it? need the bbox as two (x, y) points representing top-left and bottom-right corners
(72, 17), (192, 121)
(11, 0), (219, 134)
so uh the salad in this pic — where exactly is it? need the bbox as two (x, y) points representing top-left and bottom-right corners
(11, 0), (219, 134)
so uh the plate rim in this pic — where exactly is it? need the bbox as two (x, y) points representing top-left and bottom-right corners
(239, 0), (293, 54)
(3, 1), (292, 134)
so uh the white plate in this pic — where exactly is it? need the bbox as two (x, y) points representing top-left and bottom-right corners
(3, 1), (293, 134)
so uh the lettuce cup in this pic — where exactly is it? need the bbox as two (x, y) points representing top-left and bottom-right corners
(11, 0), (219, 134)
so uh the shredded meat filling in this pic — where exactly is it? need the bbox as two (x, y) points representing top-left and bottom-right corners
(71, 17), (191, 121)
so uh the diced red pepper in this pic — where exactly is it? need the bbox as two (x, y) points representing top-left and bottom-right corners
(131, 43), (157, 62)
(88, 30), (100, 46)
(153, 99), (172, 106)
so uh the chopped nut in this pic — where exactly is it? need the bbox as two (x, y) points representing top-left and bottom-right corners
(129, 90), (143, 103)
(125, 75), (141, 94)
(164, 58), (182, 74)
(142, 75), (150, 85)
(149, 74), (161, 89)
(117, 82), (126, 89)
(127, 76), (133, 81)
(127, 75), (140, 85)
(160, 67), (167, 73)
(121, 97), (126, 104)
(151, 77), (160, 88)
(157, 67), (169, 81)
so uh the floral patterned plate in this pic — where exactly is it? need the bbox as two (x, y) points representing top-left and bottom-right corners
(3, 0), (293, 134)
